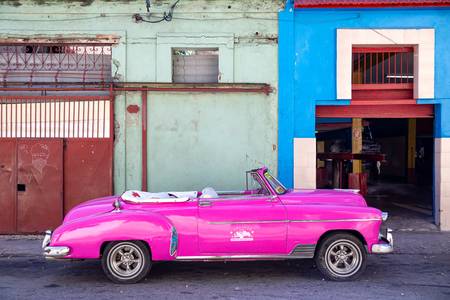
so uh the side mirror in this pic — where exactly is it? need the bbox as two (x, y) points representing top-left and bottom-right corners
(113, 198), (122, 211)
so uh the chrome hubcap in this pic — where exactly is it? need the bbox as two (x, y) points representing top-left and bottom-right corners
(325, 240), (361, 277)
(108, 243), (144, 279)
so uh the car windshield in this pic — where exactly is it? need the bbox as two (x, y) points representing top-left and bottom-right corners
(264, 171), (287, 195)
(247, 172), (270, 195)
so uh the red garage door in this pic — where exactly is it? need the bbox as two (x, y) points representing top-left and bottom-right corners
(0, 42), (114, 233)
(16, 139), (63, 233)
(0, 95), (113, 233)
(64, 139), (113, 214)
(0, 140), (17, 233)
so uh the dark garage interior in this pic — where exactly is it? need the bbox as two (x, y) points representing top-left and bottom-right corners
(316, 118), (436, 230)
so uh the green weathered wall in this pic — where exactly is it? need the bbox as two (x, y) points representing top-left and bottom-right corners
(0, 0), (281, 193)
(148, 92), (276, 191)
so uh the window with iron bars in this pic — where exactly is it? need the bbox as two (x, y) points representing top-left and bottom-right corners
(0, 43), (112, 84)
(352, 47), (414, 85)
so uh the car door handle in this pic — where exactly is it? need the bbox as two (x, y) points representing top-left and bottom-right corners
(267, 196), (277, 202)
(199, 201), (212, 207)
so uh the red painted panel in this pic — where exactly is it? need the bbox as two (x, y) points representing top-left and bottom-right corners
(295, 0), (450, 8)
(352, 47), (413, 53)
(316, 104), (434, 118)
(0, 140), (17, 233)
(352, 83), (414, 104)
(64, 140), (113, 214)
(352, 83), (413, 91)
(16, 139), (63, 233)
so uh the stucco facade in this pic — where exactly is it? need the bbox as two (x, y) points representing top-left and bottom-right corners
(278, 0), (450, 230)
(0, 0), (282, 193)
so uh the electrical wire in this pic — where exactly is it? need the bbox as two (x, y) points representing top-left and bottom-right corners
(0, 6), (361, 24)
(0, 13), (362, 23)
(136, 0), (180, 23)
(0, 14), (280, 22)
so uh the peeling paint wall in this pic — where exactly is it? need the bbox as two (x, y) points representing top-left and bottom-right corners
(0, 0), (281, 192)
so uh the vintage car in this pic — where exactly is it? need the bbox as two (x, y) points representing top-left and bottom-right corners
(42, 167), (393, 283)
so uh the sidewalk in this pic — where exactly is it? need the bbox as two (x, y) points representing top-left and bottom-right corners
(0, 235), (43, 258)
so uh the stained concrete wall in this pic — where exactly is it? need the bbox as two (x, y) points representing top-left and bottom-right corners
(0, 0), (282, 193)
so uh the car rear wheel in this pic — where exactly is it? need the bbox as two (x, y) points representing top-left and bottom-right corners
(102, 241), (151, 284)
(315, 233), (367, 281)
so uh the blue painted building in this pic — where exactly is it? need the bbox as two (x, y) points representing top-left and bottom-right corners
(278, 0), (450, 230)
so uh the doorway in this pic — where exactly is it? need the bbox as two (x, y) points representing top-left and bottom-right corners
(0, 140), (63, 233)
(316, 117), (436, 230)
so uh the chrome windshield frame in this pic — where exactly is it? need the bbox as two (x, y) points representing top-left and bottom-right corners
(263, 170), (287, 195)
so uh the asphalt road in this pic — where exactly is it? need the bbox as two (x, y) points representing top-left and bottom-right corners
(0, 232), (449, 300)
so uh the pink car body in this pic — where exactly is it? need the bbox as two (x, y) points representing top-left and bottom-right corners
(43, 167), (393, 281)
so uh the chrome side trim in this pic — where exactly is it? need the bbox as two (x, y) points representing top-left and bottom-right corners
(289, 218), (381, 223)
(208, 220), (286, 225)
(217, 190), (245, 195)
(207, 218), (381, 225)
(289, 244), (316, 258)
(175, 254), (309, 261)
(170, 226), (178, 256)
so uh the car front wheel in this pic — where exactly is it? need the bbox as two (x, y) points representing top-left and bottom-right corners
(102, 241), (151, 284)
(315, 233), (367, 281)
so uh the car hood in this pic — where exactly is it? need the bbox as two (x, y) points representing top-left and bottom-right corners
(279, 189), (367, 207)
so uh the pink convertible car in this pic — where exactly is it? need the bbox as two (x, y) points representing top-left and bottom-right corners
(42, 167), (393, 283)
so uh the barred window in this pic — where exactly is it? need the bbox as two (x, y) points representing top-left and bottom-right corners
(352, 47), (414, 85)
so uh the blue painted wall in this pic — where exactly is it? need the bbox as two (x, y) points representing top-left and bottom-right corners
(278, 2), (450, 187)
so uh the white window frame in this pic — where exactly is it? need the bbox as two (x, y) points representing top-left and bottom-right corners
(336, 28), (435, 100)
(156, 33), (234, 83)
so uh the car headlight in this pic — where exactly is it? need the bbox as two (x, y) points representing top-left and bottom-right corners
(382, 212), (388, 222)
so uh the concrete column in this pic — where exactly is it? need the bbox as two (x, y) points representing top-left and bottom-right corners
(352, 118), (363, 173)
(317, 141), (325, 168)
(435, 103), (450, 231)
(407, 118), (417, 183)
(435, 138), (450, 230)
(293, 138), (316, 189)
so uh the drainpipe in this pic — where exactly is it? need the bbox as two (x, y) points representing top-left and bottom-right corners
(141, 91), (148, 191)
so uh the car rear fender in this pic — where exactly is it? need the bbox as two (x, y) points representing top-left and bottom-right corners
(50, 210), (176, 261)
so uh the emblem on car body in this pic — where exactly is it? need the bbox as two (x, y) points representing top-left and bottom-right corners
(230, 228), (254, 241)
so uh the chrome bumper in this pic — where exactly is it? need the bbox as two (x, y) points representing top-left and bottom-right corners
(43, 246), (70, 258)
(42, 230), (70, 258)
(372, 228), (394, 254)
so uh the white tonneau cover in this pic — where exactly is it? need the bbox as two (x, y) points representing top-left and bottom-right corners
(121, 190), (198, 203)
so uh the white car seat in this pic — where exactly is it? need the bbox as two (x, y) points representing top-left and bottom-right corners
(200, 187), (219, 199)
(121, 190), (194, 203)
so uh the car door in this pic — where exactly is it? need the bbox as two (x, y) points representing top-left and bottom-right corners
(197, 176), (287, 255)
